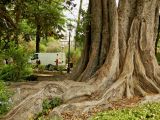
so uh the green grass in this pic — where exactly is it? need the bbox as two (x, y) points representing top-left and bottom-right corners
(91, 102), (160, 120)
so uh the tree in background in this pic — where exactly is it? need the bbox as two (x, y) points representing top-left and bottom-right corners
(22, 0), (66, 53)
(0, 0), (71, 53)
(74, 0), (83, 50)
(0, 1), (16, 49)
(74, 8), (89, 50)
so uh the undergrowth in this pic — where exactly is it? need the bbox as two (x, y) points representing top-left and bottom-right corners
(33, 97), (62, 120)
(0, 81), (11, 116)
(91, 102), (160, 120)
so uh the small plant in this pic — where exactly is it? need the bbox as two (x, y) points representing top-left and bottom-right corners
(38, 65), (45, 73)
(34, 97), (63, 120)
(0, 80), (11, 115)
(58, 66), (65, 73)
(49, 97), (62, 108)
(48, 65), (55, 71)
(65, 48), (81, 66)
(0, 43), (33, 81)
(42, 99), (51, 115)
(42, 97), (62, 112)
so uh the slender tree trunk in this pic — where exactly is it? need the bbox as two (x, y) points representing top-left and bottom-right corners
(14, 0), (22, 45)
(35, 2), (40, 53)
(75, 0), (83, 50)
(36, 24), (41, 53)
(69, 0), (91, 80)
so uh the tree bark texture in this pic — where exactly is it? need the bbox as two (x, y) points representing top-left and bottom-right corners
(71, 0), (160, 99)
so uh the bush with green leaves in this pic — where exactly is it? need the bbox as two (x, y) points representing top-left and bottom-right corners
(38, 65), (45, 73)
(65, 48), (81, 65)
(42, 97), (62, 112)
(91, 102), (160, 120)
(0, 43), (33, 81)
(57, 65), (65, 73)
(0, 80), (11, 115)
(34, 97), (62, 120)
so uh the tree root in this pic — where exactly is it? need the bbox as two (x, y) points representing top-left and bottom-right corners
(2, 71), (160, 120)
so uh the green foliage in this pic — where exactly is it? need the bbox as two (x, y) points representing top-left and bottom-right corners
(57, 65), (66, 73)
(23, 0), (66, 39)
(0, 81), (11, 115)
(0, 65), (18, 81)
(19, 19), (35, 35)
(48, 65), (55, 71)
(75, 9), (90, 48)
(34, 97), (62, 120)
(40, 44), (47, 52)
(43, 97), (62, 111)
(38, 65), (45, 73)
(49, 97), (62, 108)
(0, 43), (33, 81)
(91, 102), (160, 120)
(65, 48), (81, 65)
(46, 40), (62, 53)
(42, 99), (52, 114)
(156, 52), (160, 64)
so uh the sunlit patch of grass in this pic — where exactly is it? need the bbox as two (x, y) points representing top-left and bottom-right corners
(91, 102), (160, 120)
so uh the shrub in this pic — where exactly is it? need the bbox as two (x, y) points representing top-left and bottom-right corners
(42, 99), (52, 114)
(42, 97), (62, 112)
(0, 81), (11, 115)
(49, 97), (62, 108)
(38, 65), (45, 73)
(40, 44), (47, 52)
(34, 97), (62, 120)
(0, 65), (15, 81)
(58, 65), (66, 73)
(46, 41), (61, 53)
(65, 48), (81, 65)
(0, 43), (33, 81)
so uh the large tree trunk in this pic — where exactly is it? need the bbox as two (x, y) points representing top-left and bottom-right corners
(71, 0), (160, 98)
(3, 0), (160, 119)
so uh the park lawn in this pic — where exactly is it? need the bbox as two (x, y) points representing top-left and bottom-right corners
(91, 102), (160, 120)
